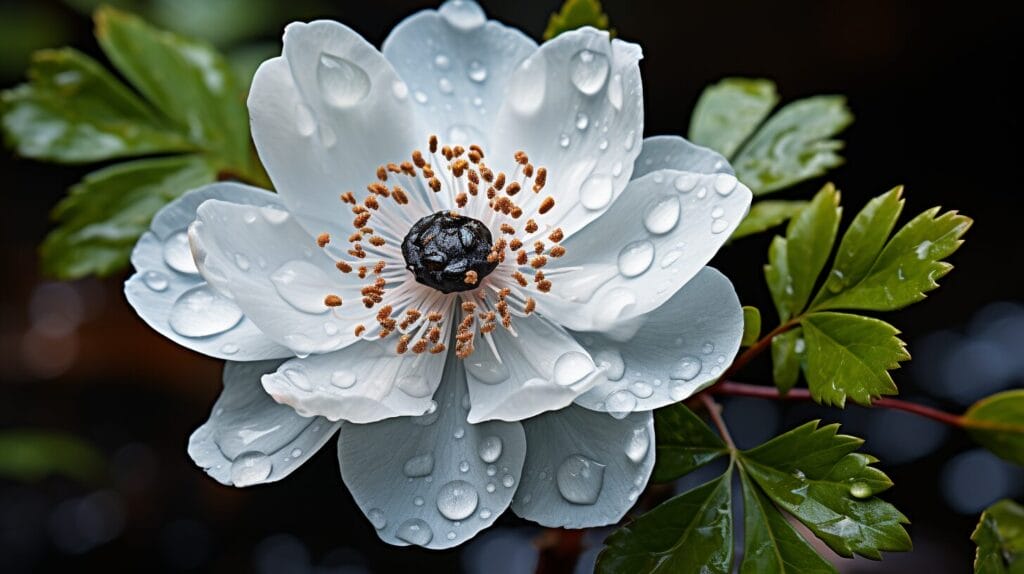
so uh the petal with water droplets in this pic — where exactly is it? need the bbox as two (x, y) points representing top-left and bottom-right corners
(631, 135), (734, 180)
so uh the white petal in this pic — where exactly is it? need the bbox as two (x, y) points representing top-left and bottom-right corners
(124, 183), (291, 360)
(512, 406), (654, 528)
(337, 359), (526, 549)
(188, 360), (340, 487)
(261, 337), (449, 424)
(489, 28), (644, 239)
(382, 1), (537, 151)
(535, 169), (752, 332)
(574, 267), (743, 412)
(632, 135), (733, 180)
(189, 199), (372, 356)
(249, 21), (438, 238)
(465, 313), (603, 423)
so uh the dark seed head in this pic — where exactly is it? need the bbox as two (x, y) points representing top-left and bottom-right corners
(402, 211), (498, 293)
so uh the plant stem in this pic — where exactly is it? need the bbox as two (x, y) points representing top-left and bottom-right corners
(709, 381), (967, 428)
(718, 319), (799, 382)
(699, 393), (736, 449)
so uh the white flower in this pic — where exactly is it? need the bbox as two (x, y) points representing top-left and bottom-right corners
(124, 0), (750, 549)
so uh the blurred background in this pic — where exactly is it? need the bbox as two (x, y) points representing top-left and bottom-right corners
(1, 0), (1021, 572)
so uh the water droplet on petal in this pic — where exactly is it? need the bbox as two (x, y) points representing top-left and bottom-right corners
(625, 427), (650, 463)
(660, 248), (683, 268)
(711, 219), (729, 234)
(403, 453), (435, 477)
(230, 452), (272, 486)
(570, 49), (610, 95)
(501, 474), (515, 488)
(454, 427), (466, 439)
(434, 54), (451, 69)
(367, 508), (387, 530)
(479, 436), (503, 463)
(169, 285), (244, 337)
(466, 357), (510, 384)
(629, 381), (654, 399)
(605, 390), (637, 419)
(593, 348), (625, 381)
(397, 374), (432, 398)
(711, 206), (725, 219)
(330, 370), (357, 389)
(479, 508), (492, 519)
(556, 454), (605, 505)
(624, 130), (636, 151)
(553, 351), (594, 386)
(714, 174), (737, 195)
(575, 112), (589, 131)
(317, 53), (371, 108)
(467, 60), (488, 83)
(270, 260), (334, 315)
(617, 240), (654, 278)
(414, 90), (429, 104)
(392, 80), (409, 100)
(439, 0), (486, 30)
(290, 448), (303, 458)
(703, 342), (715, 354)
(642, 195), (681, 235)
(579, 174), (613, 210)
(413, 496), (424, 506)
(142, 270), (169, 291)
(396, 518), (433, 546)
(673, 173), (699, 193)
(437, 480), (479, 520)
(234, 253), (251, 270)
(220, 343), (239, 355)
(669, 356), (702, 381)
(607, 73), (624, 110)
(163, 231), (198, 274)
(438, 77), (454, 94)
(558, 133), (571, 148)
(282, 367), (312, 391)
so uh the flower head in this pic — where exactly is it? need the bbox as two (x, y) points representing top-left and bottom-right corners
(124, 0), (750, 548)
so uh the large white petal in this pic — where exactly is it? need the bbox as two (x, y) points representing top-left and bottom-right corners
(249, 21), (436, 239)
(488, 27), (644, 239)
(573, 267), (743, 413)
(189, 199), (372, 356)
(534, 169), (752, 332)
(188, 360), (340, 487)
(512, 406), (654, 528)
(382, 1), (536, 150)
(465, 313), (603, 423)
(124, 183), (291, 360)
(337, 360), (526, 549)
(261, 337), (449, 424)
(632, 135), (733, 180)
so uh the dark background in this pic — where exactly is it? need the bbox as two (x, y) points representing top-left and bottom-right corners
(1, 1), (1021, 572)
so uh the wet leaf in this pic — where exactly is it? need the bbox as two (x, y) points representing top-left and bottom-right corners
(689, 78), (778, 159)
(972, 499), (1024, 574)
(771, 327), (803, 394)
(653, 403), (727, 482)
(543, 0), (610, 40)
(733, 200), (808, 241)
(965, 390), (1024, 466)
(742, 306), (762, 347)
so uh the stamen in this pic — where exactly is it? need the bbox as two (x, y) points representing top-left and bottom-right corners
(539, 196), (555, 215)
(317, 233), (331, 248)
(464, 270), (479, 285)
(324, 294), (343, 307)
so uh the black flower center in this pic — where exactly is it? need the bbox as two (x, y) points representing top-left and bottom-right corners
(402, 211), (499, 293)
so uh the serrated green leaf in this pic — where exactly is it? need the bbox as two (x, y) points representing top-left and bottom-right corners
(40, 155), (216, 279)
(689, 78), (778, 158)
(964, 390), (1024, 466)
(800, 312), (909, 407)
(543, 0), (610, 40)
(734, 96), (852, 195)
(973, 499), (1024, 574)
(812, 206), (971, 312)
(739, 469), (837, 574)
(1, 47), (193, 162)
(597, 469), (734, 574)
(653, 403), (728, 482)
(0, 430), (104, 483)
(95, 6), (254, 174)
(742, 306), (762, 347)
(741, 421), (911, 559)
(771, 327), (803, 394)
(764, 185), (841, 320)
(733, 200), (809, 241)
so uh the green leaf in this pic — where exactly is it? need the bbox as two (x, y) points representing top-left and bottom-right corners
(741, 421), (911, 559)
(764, 185), (841, 321)
(40, 155), (216, 279)
(733, 200), (809, 241)
(800, 312), (909, 407)
(742, 306), (762, 347)
(771, 327), (804, 394)
(739, 469), (837, 574)
(597, 469), (734, 574)
(0, 430), (104, 482)
(972, 499), (1024, 574)
(543, 0), (610, 40)
(811, 205), (971, 312)
(95, 6), (254, 174)
(653, 403), (728, 482)
(964, 390), (1024, 466)
(689, 78), (778, 159)
(1, 47), (193, 162)
(734, 96), (852, 195)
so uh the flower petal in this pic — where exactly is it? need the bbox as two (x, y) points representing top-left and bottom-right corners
(573, 267), (743, 413)
(249, 21), (437, 238)
(489, 28), (644, 239)
(337, 359), (526, 549)
(632, 135), (733, 180)
(124, 183), (291, 360)
(465, 313), (602, 423)
(189, 199), (372, 356)
(188, 360), (340, 487)
(382, 1), (537, 150)
(261, 337), (449, 424)
(535, 169), (752, 332)
(511, 406), (654, 528)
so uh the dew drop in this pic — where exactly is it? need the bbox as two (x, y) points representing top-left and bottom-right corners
(413, 496), (424, 507)
(669, 383), (691, 401)
(660, 248), (683, 268)
(439, 0), (486, 30)
(454, 427), (466, 439)
(438, 77), (454, 94)
(608, 73), (624, 110)
(282, 367), (312, 391)
(714, 173), (738, 196)
(404, 453), (435, 477)
(479, 436), (503, 463)
(466, 357), (510, 384)
(579, 174), (613, 210)
(669, 356), (702, 381)
(396, 518), (433, 546)
(575, 112), (589, 131)
(328, 370), (357, 390)
(625, 427), (651, 464)
(414, 90), (429, 104)
(169, 285), (244, 338)
(553, 351), (594, 386)
(558, 133), (571, 148)
(479, 508), (492, 519)
(163, 231), (198, 274)
(629, 381), (654, 399)
(624, 130), (636, 151)
(434, 54), (451, 69)
(467, 60), (488, 83)
(234, 253), (251, 271)
(702, 342), (715, 354)
(617, 240), (654, 278)
(220, 343), (239, 355)
(485, 483), (496, 493)
(612, 161), (623, 177)
(437, 480), (479, 520)
(605, 390), (637, 419)
(367, 508), (387, 530)
(556, 454), (605, 505)
(673, 173), (699, 193)
(593, 348), (625, 381)
(569, 49), (610, 95)
(711, 206), (725, 219)
(501, 474), (515, 488)
(397, 374), (432, 398)
(260, 205), (289, 224)
(711, 219), (729, 234)
(317, 53), (371, 109)
(642, 195), (681, 235)
(142, 270), (169, 291)
(230, 452), (272, 487)
(599, 139), (609, 151)
(459, 460), (470, 473)
(270, 260), (334, 315)
(392, 79), (409, 100)
(290, 448), (303, 458)
(850, 482), (872, 499)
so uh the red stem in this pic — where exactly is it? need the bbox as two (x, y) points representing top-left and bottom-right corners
(718, 320), (799, 382)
